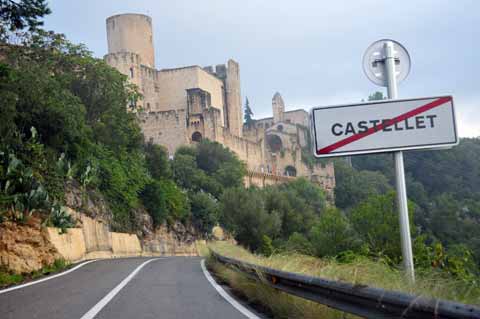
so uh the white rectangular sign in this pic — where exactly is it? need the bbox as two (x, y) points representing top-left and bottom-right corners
(311, 96), (458, 158)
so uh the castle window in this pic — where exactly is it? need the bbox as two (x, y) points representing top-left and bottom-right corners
(192, 131), (202, 142)
(277, 124), (283, 131)
(130, 67), (134, 78)
(147, 103), (151, 110)
(286, 119), (291, 123)
(284, 166), (297, 177)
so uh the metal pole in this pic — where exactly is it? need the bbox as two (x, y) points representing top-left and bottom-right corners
(384, 41), (415, 283)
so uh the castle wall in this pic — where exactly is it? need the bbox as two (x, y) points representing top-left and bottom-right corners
(284, 109), (309, 127)
(139, 109), (189, 155)
(106, 14), (155, 68)
(104, 52), (143, 93)
(197, 69), (225, 126)
(218, 128), (264, 172)
(244, 170), (295, 188)
(149, 67), (225, 125)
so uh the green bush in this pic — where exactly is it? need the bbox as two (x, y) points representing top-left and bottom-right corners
(284, 232), (314, 255)
(259, 235), (274, 256)
(221, 187), (281, 251)
(309, 207), (360, 257)
(159, 179), (190, 222)
(190, 191), (219, 235)
(349, 192), (415, 263)
(140, 181), (168, 227)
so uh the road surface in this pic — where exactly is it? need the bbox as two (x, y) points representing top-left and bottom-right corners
(0, 257), (260, 319)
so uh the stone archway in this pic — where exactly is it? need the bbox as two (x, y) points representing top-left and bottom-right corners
(192, 131), (202, 142)
(284, 165), (297, 177)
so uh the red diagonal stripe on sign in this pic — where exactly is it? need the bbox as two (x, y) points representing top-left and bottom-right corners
(317, 96), (452, 155)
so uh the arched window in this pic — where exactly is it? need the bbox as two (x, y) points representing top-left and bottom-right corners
(267, 134), (283, 152)
(284, 166), (297, 177)
(129, 67), (134, 78)
(192, 131), (202, 142)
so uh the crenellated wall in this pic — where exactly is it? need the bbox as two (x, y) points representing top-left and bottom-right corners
(138, 109), (189, 155)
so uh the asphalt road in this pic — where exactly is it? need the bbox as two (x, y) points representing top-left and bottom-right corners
(0, 257), (257, 319)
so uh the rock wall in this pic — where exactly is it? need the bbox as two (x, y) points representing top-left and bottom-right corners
(45, 212), (200, 265)
(0, 209), (201, 274)
(0, 218), (62, 273)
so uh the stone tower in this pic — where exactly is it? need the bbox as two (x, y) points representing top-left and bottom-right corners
(225, 60), (243, 137)
(106, 14), (155, 68)
(272, 92), (285, 123)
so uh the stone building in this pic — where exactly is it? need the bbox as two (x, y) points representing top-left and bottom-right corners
(104, 13), (335, 199)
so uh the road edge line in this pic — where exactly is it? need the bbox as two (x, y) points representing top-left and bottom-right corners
(0, 259), (98, 295)
(201, 259), (260, 319)
(79, 258), (160, 319)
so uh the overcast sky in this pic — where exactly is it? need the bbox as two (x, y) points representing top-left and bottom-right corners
(44, 0), (479, 137)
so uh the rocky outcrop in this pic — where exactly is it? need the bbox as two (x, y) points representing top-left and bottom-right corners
(0, 201), (202, 273)
(0, 217), (61, 273)
(142, 221), (198, 256)
(64, 181), (112, 225)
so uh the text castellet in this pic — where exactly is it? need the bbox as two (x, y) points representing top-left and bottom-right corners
(331, 115), (437, 136)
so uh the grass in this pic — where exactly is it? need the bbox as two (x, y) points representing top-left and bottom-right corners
(0, 259), (69, 289)
(207, 241), (480, 319)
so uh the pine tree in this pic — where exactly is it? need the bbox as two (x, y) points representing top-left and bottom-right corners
(244, 97), (254, 128)
(0, 0), (51, 37)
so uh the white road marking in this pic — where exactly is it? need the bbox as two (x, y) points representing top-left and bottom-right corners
(0, 259), (98, 295)
(79, 258), (160, 319)
(201, 259), (260, 319)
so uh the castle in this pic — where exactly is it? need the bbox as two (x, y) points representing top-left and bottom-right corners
(104, 14), (335, 199)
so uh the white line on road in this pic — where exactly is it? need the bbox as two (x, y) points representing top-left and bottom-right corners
(201, 259), (260, 319)
(0, 259), (98, 295)
(79, 258), (161, 319)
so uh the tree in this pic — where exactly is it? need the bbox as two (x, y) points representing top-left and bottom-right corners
(190, 191), (219, 234)
(263, 178), (326, 240)
(368, 91), (385, 101)
(0, 30), (151, 231)
(221, 187), (281, 251)
(349, 192), (415, 262)
(144, 142), (171, 180)
(172, 140), (245, 198)
(309, 207), (360, 257)
(140, 181), (167, 227)
(284, 232), (313, 255)
(0, 0), (51, 37)
(243, 97), (254, 128)
(334, 160), (392, 209)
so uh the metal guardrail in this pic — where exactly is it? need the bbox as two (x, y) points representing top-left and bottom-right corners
(210, 250), (480, 319)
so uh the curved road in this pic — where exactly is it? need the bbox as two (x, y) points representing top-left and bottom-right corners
(0, 257), (260, 319)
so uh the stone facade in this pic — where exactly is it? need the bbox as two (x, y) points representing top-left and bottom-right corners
(104, 14), (335, 199)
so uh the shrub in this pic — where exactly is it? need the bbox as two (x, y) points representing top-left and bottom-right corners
(221, 187), (281, 251)
(309, 207), (360, 257)
(284, 232), (314, 255)
(140, 181), (168, 227)
(349, 192), (415, 263)
(190, 191), (219, 235)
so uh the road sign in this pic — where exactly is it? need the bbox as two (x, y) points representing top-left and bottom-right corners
(363, 39), (411, 87)
(311, 95), (458, 158)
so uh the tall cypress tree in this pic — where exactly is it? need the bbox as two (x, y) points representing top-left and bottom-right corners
(244, 97), (254, 128)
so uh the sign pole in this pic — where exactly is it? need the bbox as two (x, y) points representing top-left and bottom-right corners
(384, 41), (415, 283)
